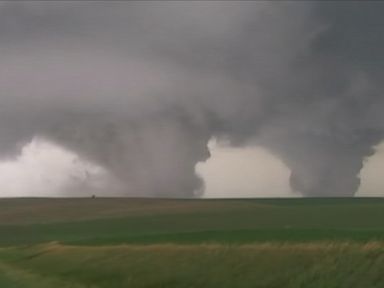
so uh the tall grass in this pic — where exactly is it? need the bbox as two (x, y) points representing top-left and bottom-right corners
(1, 198), (384, 287)
(1, 242), (384, 288)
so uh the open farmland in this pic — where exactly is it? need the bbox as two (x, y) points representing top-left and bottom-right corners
(1, 198), (384, 287)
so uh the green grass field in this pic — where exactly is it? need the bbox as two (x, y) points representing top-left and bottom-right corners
(1, 197), (384, 287)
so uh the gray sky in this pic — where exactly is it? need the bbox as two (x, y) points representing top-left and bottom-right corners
(0, 1), (384, 198)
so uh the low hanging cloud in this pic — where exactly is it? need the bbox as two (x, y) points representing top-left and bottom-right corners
(0, 2), (383, 197)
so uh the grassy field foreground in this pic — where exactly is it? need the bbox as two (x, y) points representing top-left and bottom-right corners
(1, 198), (384, 287)
(0, 242), (384, 288)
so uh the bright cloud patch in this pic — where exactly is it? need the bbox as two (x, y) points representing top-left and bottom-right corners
(0, 138), (110, 197)
(357, 142), (384, 197)
(197, 139), (298, 198)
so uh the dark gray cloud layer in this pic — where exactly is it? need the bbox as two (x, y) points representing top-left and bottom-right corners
(0, 1), (383, 197)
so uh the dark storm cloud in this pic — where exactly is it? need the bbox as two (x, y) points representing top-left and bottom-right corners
(0, 1), (383, 197)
